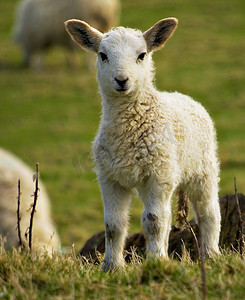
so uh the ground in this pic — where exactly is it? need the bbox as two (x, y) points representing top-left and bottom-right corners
(0, 0), (244, 251)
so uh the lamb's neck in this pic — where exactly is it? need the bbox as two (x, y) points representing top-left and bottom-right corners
(100, 87), (158, 129)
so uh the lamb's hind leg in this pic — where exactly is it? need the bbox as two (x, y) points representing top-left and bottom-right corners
(190, 177), (221, 256)
(138, 180), (175, 258)
(98, 178), (131, 271)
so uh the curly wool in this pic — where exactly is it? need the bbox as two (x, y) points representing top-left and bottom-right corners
(93, 89), (219, 190)
(65, 18), (221, 270)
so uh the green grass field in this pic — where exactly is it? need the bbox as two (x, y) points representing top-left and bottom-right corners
(0, 247), (244, 300)
(0, 0), (245, 266)
(0, 0), (245, 298)
(1, 0), (245, 250)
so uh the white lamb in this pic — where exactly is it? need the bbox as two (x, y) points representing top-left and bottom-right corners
(14, 0), (120, 67)
(65, 18), (221, 270)
(0, 148), (60, 254)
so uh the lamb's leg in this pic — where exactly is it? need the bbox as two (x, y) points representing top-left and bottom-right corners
(99, 178), (131, 271)
(138, 181), (174, 258)
(190, 179), (221, 256)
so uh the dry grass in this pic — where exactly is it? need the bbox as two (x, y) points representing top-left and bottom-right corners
(0, 243), (244, 299)
(0, 0), (244, 251)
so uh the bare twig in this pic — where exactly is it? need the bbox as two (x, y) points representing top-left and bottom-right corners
(234, 177), (244, 259)
(16, 179), (23, 248)
(28, 163), (39, 251)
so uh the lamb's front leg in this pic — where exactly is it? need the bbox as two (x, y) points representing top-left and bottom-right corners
(138, 181), (174, 258)
(99, 178), (131, 271)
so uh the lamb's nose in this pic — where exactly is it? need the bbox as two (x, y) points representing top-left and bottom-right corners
(115, 77), (128, 88)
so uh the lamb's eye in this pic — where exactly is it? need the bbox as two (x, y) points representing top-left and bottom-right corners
(137, 52), (146, 61)
(99, 52), (108, 62)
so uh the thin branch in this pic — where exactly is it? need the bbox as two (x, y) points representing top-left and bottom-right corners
(234, 177), (244, 259)
(28, 163), (39, 251)
(16, 179), (23, 248)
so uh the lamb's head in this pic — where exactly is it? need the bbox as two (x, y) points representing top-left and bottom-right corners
(65, 18), (178, 98)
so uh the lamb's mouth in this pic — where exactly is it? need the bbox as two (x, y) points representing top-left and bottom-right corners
(115, 87), (128, 92)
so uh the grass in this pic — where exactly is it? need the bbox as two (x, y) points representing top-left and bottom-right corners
(0, 245), (245, 300)
(0, 2), (245, 296)
(1, 0), (245, 249)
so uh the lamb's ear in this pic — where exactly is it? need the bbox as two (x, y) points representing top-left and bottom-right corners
(65, 19), (103, 52)
(143, 18), (178, 52)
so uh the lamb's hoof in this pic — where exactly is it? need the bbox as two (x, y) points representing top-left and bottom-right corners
(101, 260), (124, 272)
(204, 247), (220, 258)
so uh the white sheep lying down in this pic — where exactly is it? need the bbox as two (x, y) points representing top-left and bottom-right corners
(14, 0), (120, 67)
(65, 18), (221, 270)
(0, 148), (60, 253)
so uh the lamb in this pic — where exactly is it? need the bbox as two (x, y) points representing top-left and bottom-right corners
(65, 18), (221, 270)
(0, 148), (60, 254)
(14, 0), (120, 67)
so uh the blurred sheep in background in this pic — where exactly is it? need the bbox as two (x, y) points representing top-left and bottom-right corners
(0, 148), (60, 254)
(13, 0), (121, 67)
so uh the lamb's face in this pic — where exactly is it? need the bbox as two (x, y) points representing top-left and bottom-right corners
(97, 28), (153, 97)
(65, 18), (178, 97)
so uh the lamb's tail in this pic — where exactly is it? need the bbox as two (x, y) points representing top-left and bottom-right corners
(175, 190), (190, 229)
